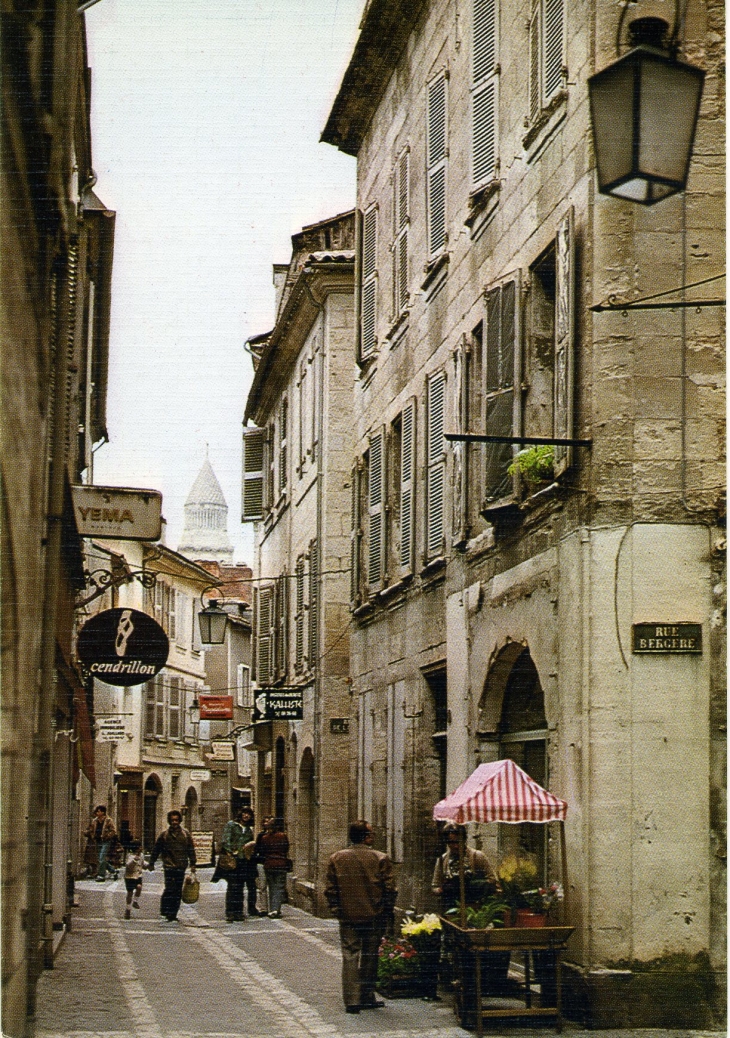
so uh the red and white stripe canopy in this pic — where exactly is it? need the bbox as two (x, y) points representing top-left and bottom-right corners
(433, 759), (568, 825)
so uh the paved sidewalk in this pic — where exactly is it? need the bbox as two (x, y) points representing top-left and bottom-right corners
(32, 871), (720, 1038)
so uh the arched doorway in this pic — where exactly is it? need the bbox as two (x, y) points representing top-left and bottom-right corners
(143, 774), (162, 852)
(297, 748), (315, 880)
(478, 643), (548, 876)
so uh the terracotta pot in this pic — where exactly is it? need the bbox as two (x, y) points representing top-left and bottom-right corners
(515, 909), (547, 928)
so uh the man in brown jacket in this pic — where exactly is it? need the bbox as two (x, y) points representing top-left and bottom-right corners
(325, 820), (397, 1014)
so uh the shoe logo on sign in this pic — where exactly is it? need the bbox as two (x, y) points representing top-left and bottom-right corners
(115, 610), (134, 657)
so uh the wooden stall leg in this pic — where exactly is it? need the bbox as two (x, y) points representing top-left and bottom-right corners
(524, 950), (532, 1008)
(475, 950), (483, 1037)
(555, 950), (563, 1033)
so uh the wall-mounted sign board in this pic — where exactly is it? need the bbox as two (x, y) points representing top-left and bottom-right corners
(632, 623), (702, 654)
(72, 485), (162, 541)
(253, 689), (304, 721)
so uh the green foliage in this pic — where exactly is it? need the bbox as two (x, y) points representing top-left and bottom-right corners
(446, 895), (511, 930)
(507, 445), (554, 483)
(377, 936), (420, 980)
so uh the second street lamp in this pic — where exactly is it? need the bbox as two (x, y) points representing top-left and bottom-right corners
(198, 597), (228, 645)
(588, 16), (704, 205)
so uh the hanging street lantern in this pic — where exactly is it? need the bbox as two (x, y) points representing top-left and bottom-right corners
(588, 17), (705, 205)
(198, 598), (228, 644)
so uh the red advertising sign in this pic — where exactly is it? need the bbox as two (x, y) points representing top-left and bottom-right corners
(198, 694), (234, 720)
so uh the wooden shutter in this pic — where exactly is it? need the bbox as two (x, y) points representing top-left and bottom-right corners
(543, 0), (564, 104)
(308, 539), (319, 665)
(453, 338), (468, 542)
(529, 1), (540, 122)
(399, 399), (416, 574)
(295, 557), (305, 669)
(393, 151), (409, 315)
(279, 398), (288, 493)
(144, 681), (156, 738)
(350, 463), (361, 606)
(427, 75), (447, 256)
(484, 279), (519, 503)
(155, 675), (165, 737)
(168, 677), (181, 740)
(472, 0), (498, 188)
(426, 372), (446, 559)
(242, 426), (266, 520)
(553, 207), (574, 474)
(275, 575), (287, 678)
(361, 206), (378, 359)
(368, 429), (385, 585)
(256, 585), (274, 685)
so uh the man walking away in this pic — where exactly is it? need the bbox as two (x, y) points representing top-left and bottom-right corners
(325, 820), (397, 1014)
(86, 805), (117, 882)
(148, 810), (196, 921)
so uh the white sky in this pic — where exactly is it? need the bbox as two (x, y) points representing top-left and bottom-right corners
(86, 0), (362, 564)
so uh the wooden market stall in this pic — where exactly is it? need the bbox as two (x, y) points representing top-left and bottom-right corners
(433, 760), (574, 1034)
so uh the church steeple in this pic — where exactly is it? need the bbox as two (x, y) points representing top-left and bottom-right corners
(177, 452), (234, 564)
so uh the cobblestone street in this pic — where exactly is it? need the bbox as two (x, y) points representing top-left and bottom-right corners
(32, 870), (718, 1038)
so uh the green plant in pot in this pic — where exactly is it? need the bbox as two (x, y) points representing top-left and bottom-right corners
(507, 445), (554, 484)
(446, 895), (511, 930)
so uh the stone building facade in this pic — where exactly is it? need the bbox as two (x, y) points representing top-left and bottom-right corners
(323, 0), (725, 1026)
(242, 211), (356, 914)
(1, 6), (115, 1033)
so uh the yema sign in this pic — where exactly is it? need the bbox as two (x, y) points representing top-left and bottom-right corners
(72, 485), (162, 541)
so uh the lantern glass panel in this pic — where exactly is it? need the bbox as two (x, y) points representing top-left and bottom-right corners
(589, 61), (635, 189)
(199, 605), (227, 644)
(638, 58), (704, 183)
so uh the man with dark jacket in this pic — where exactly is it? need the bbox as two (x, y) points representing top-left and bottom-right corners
(325, 820), (397, 1014)
(148, 810), (196, 921)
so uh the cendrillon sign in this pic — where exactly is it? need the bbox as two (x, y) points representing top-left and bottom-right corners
(77, 608), (169, 686)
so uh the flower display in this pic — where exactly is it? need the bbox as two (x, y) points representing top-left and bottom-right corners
(400, 913), (442, 939)
(497, 854), (540, 909)
(521, 883), (564, 913)
(377, 936), (420, 981)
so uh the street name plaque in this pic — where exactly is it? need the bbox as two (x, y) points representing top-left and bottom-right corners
(632, 623), (702, 654)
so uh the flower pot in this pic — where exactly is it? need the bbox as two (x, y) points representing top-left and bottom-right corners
(514, 909), (547, 928)
(377, 974), (426, 998)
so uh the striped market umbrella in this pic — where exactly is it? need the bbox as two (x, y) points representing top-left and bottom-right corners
(433, 759), (568, 824)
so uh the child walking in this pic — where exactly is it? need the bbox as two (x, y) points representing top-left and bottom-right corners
(124, 841), (145, 919)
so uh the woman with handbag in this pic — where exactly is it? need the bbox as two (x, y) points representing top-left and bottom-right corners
(220, 807), (256, 922)
(254, 816), (290, 918)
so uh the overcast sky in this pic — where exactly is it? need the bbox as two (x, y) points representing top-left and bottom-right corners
(86, 0), (362, 564)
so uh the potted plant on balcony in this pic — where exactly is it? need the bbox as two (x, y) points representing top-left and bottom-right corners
(507, 445), (554, 489)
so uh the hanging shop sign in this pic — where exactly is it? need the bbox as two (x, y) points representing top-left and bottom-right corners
(190, 770), (212, 782)
(77, 608), (169, 686)
(330, 718), (350, 734)
(632, 623), (702, 654)
(198, 694), (234, 720)
(253, 689), (304, 721)
(71, 485), (162, 541)
(207, 742), (235, 761)
(95, 717), (128, 742)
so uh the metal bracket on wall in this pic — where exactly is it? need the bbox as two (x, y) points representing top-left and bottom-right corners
(445, 433), (592, 448)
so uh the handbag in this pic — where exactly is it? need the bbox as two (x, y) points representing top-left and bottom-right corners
(181, 872), (200, 904)
(218, 850), (237, 871)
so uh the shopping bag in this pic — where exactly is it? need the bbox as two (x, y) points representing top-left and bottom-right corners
(181, 872), (200, 904)
(218, 850), (237, 871)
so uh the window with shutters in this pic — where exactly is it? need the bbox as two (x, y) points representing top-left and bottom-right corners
(236, 664), (251, 709)
(168, 677), (181, 740)
(360, 205), (378, 361)
(426, 372), (446, 561)
(528, 0), (565, 126)
(242, 426), (266, 521)
(297, 361), (307, 471)
(350, 461), (364, 608)
(308, 539), (319, 667)
(274, 574), (288, 679)
(279, 397), (288, 494)
(427, 75), (447, 258)
(168, 592), (177, 642)
(392, 150), (409, 316)
(311, 342), (321, 462)
(471, 0), (499, 191)
(483, 277), (521, 506)
(294, 556), (306, 671)
(255, 584), (274, 685)
(367, 429), (385, 587)
(399, 400), (416, 576)
(454, 326), (488, 542)
(144, 674), (166, 739)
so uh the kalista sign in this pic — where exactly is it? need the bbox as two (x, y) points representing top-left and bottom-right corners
(77, 608), (169, 686)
